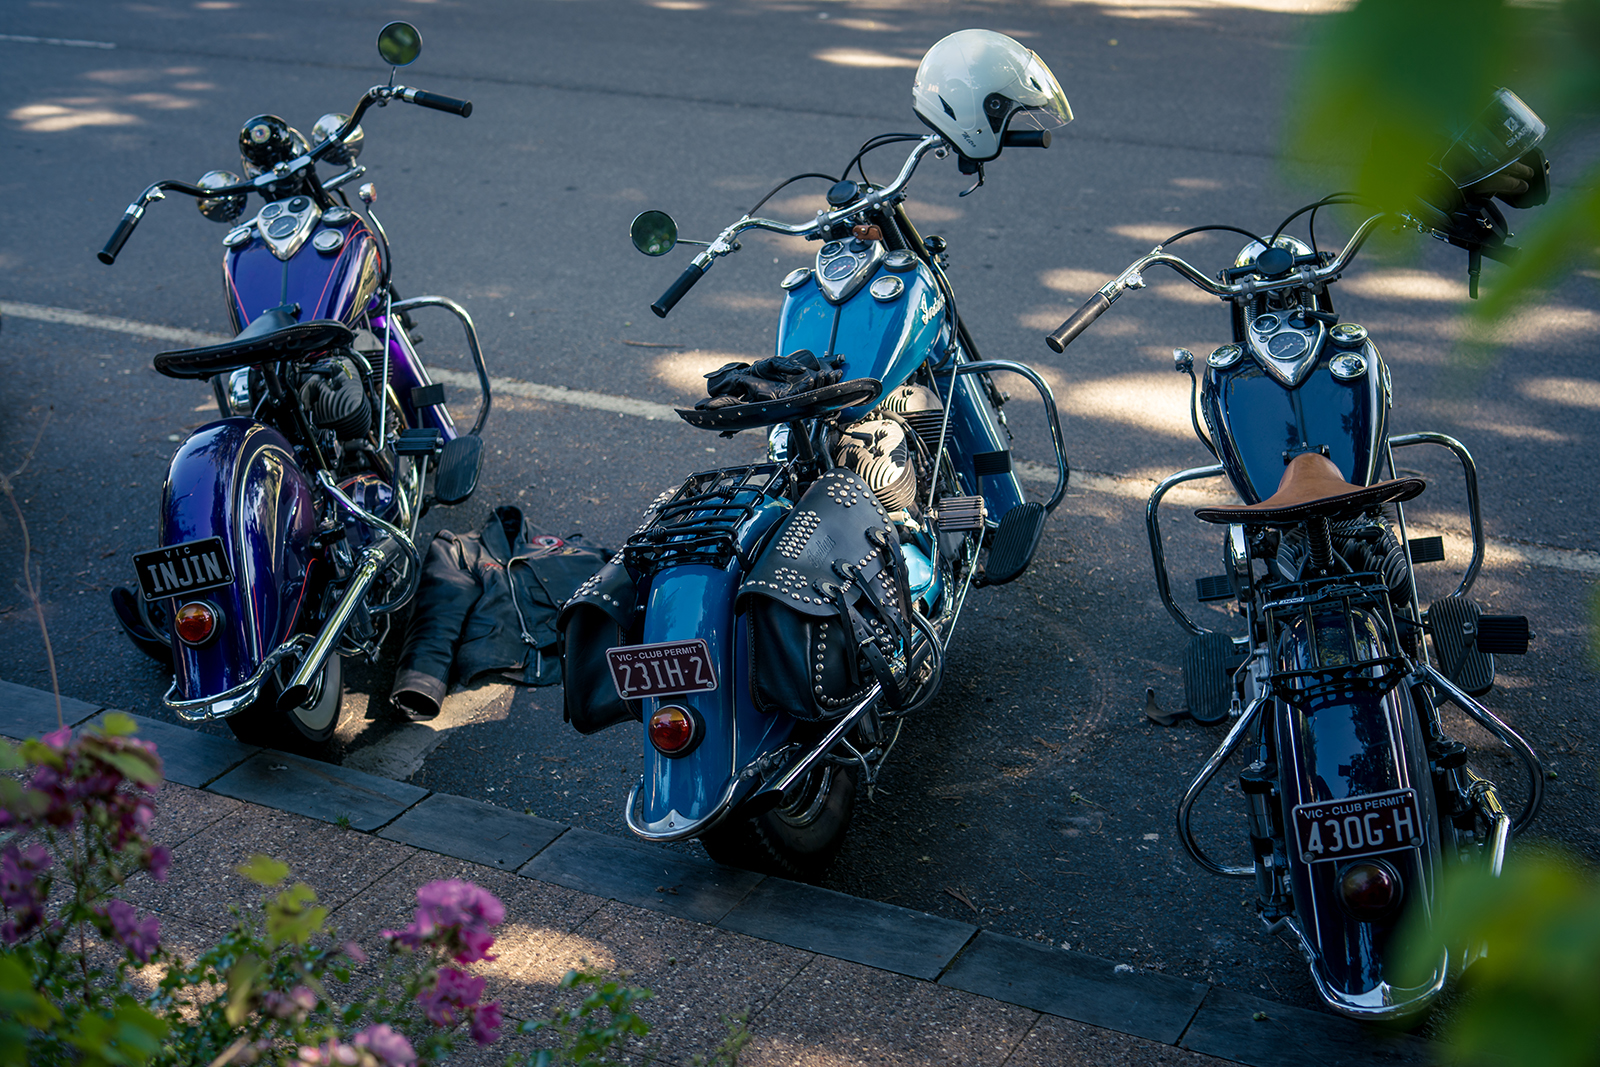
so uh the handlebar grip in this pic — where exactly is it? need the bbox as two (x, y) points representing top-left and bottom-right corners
(98, 211), (141, 265)
(1001, 129), (1052, 149)
(651, 261), (706, 318)
(1045, 292), (1112, 353)
(404, 89), (473, 117)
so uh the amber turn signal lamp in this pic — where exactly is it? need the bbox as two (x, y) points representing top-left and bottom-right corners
(648, 705), (696, 755)
(174, 601), (219, 645)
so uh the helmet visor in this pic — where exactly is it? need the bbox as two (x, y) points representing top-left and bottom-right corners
(1013, 48), (1073, 129)
(1437, 88), (1546, 188)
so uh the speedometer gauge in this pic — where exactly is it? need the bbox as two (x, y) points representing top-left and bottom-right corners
(1267, 332), (1307, 359)
(822, 256), (858, 281)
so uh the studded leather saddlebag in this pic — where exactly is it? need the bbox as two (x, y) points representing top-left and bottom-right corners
(556, 554), (643, 735)
(736, 468), (914, 721)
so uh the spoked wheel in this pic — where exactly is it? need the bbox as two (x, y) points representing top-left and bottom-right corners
(225, 654), (344, 749)
(701, 762), (859, 879)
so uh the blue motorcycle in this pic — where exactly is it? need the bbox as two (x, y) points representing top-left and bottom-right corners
(560, 31), (1073, 875)
(1044, 89), (1550, 1021)
(103, 23), (489, 749)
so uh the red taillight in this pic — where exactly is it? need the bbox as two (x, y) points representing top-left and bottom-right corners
(174, 601), (218, 645)
(1338, 861), (1402, 923)
(648, 706), (696, 754)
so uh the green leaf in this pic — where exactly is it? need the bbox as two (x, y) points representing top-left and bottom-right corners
(265, 882), (326, 947)
(97, 712), (139, 738)
(95, 748), (163, 790)
(0, 952), (60, 1029)
(224, 954), (263, 1028)
(236, 855), (290, 888)
(0, 740), (22, 772)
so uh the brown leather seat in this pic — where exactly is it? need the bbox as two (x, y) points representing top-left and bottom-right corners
(1194, 452), (1424, 526)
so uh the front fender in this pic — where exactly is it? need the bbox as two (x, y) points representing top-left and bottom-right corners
(161, 419), (316, 701)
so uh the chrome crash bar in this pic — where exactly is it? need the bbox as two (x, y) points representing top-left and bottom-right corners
(1146, 464), (1228, 636)
(1176, 692), (1264, 878)
(953, 359), (1070, 512)
(390, 295), (492, 437)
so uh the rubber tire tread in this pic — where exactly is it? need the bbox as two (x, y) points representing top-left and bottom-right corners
(700, 764), (859, 880)
(225, 655), (343, 750)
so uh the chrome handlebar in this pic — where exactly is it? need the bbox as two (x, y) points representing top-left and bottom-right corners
(1047, 212), (1391, 352)
(687, 135), (947, 273)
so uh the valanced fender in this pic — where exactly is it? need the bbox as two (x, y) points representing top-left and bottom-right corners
(161, 419), (316, 711)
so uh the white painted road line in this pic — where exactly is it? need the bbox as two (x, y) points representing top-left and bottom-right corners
(0, 33), (116, 49)
(13, 299), (1599, 576)
(1, 300), (226, 346)
(429, 368), (676, 421)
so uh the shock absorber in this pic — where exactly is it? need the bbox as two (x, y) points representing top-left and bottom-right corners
(1307, 517), (1334, 574)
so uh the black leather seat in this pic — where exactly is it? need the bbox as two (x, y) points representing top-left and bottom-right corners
(153, 307), (353, 379)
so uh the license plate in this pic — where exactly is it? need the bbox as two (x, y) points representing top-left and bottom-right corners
(132, 537), (234, 601)
(1292, 788), (1422, 864)
(605, 639), (717, 700)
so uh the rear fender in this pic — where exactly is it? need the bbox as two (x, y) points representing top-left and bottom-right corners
(1273, 606), (1444, 1017)
(160, 419), (316, 702)
(635, 564), (797, 833)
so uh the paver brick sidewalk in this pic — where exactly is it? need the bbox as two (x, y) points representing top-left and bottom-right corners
(133, 779), (1232, 1066)
(2, 680), (1441, 1066)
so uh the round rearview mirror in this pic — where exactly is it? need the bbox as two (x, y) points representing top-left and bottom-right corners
(377, 22), (422, 67)
(630, 210), (678, 257)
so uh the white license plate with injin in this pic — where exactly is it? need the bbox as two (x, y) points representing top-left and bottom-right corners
(605, 639), (717, 700)
(132, 537), (234, 601)
(1292, 788), (1422, 864)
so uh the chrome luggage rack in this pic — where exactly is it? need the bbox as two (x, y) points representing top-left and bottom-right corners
(622, 464), (790, 574)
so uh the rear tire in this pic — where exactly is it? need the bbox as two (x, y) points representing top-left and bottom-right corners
(701, 763), (858, 879)
(225, 654), (343, 748)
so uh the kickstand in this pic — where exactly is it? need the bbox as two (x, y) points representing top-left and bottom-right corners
(1144, 686), (1183, 727)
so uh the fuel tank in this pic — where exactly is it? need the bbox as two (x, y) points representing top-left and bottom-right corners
(774, 259), (948, 423)
(160, 419), (317, 702)
(774, 261), (1022, 516)
(223, 201), (382, 332)
(1202, 334), (1389, 504)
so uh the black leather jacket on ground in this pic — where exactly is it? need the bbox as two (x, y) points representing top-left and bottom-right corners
(390, 506), (604, 719)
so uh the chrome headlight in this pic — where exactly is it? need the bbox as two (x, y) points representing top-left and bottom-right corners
(312, 113), (363, 165)
(196, 170), (245, 223)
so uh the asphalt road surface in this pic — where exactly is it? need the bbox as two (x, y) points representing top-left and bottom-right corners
(3, 0), (1598, 1024)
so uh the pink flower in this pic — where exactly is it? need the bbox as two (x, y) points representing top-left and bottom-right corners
(468, 1000), (503, 1046)
(147, 845), (171, 883)
(97, 898), (160, 962)
(291, 1042), (360, 1067)
(260, 985), (318, 1020)
(416, 966), (486, 1027)
(352, 1023), (416, 1066)
(0, 843), (52, 942)
(341, 940), (368, 964)
(382, 879), (503, 964)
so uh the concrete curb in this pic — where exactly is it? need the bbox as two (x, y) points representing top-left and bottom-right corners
(0, 680), (1439, 1066)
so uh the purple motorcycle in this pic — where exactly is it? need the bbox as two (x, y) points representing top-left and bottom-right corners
(102, 23), (490, 748)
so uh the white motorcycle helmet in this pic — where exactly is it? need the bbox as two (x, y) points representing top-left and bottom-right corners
(912, 29), (1072, 164)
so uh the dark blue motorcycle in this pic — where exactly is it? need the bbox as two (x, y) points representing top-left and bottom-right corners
(1045, 89), (1550, 1021)
(561, 32), (1073, 877)
(103, 23), (490, 749)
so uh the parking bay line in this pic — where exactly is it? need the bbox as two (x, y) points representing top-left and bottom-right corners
(12, 298), (1598, 577)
